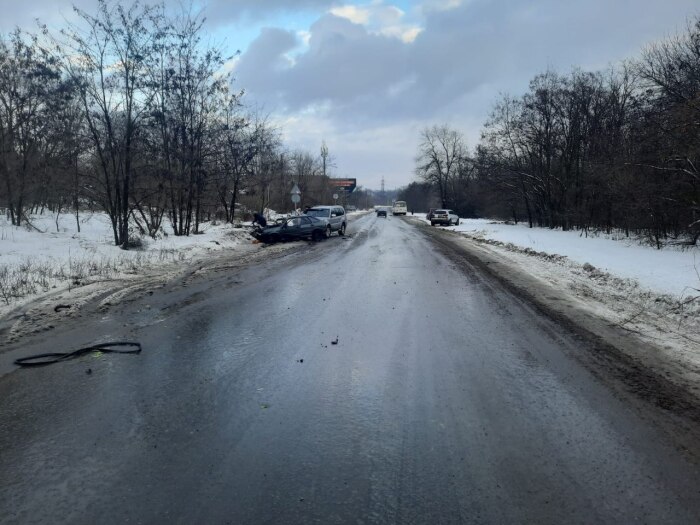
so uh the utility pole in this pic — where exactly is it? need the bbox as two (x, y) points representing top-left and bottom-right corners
(321, 141), (329, 178)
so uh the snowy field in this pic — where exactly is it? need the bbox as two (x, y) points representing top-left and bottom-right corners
(0, 212), (249, 264)
(0, 211), (252, 314)
(421, 217), (699, 299)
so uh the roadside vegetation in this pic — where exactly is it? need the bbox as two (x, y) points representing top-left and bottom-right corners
(0, 0), (375, 251)
(405, 15), (700, 248)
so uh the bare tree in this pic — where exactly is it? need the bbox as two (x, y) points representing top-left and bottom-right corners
(216, 90), (253, 223)
(49, 0), (164, 246)
(247, 115), (281, 215)
(415, 125), (466, 208)
(145, 9), (229, 235)
(0, 30), (62, 226)
(290, 149), (319, 209)
(636, 18), (700, 242)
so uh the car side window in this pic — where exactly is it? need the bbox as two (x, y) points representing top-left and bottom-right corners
(337, 208), (344, 216)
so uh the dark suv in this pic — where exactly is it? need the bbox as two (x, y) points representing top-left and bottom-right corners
(304, 206), (347, 236)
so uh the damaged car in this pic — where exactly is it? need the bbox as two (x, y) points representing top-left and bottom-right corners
(254, 215), (331, 243)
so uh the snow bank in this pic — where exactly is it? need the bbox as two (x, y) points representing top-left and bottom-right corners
(0, 211), (252, 311)
(426, 218), (699, 298)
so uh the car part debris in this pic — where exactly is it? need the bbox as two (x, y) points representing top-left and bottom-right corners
(15, 342), (142, 367)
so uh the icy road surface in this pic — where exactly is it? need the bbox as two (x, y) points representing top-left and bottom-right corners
(1, 213), (699, 523)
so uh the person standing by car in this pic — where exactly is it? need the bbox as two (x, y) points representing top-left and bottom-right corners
(252, 212), (267, 228)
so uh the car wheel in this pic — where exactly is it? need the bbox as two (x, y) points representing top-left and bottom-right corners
(456, 218), (460, 225)
(325, 226), (332, 238)
(338, 223), (346, 236)
(431, 221), (435, 226)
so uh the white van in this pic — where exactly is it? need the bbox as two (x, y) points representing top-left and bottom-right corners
(392, 201), (407, 216)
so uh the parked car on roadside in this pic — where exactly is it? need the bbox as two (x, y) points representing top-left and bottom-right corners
(431, 209), (459, 226)
(255, 216), (329, 243)
(377, 208), (388, 218)
(304, 205), (347, 236)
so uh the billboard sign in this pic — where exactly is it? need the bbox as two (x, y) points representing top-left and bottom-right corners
(330, 178), (357, 193)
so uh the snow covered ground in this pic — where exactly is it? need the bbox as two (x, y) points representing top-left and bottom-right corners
(0, 211), (254, 317)
(419, 217), (699, 299)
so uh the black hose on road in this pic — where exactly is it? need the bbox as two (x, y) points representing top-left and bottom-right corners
(14, 342), (142, 367)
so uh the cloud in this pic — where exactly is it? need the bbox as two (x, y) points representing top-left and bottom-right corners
(329, 2), (422, 43)
(237, 0), (700, 125)
(419, 0), (464, 14)
(0, 0), (98, 32)
(235, 13), (409, 115)
(329, 5), (371, 25)
(201, 0), (338, 24)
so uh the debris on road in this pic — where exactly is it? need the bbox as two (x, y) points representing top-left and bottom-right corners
(53, 304), (72, 313)
(14, 341), (142, 367)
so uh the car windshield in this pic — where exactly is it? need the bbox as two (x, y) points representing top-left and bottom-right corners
(305, 208), (330, 218)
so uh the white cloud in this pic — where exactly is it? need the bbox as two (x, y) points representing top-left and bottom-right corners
(381, 25), (423, 43)
(297, 30), (312, 47)
(328, 2), (423, 43)
(329, 5), (371, 24)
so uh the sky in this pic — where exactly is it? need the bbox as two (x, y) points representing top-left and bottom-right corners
(1, 0), (698, 190)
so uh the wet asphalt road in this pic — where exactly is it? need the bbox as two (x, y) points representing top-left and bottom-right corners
(1, 213), (700, 524)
